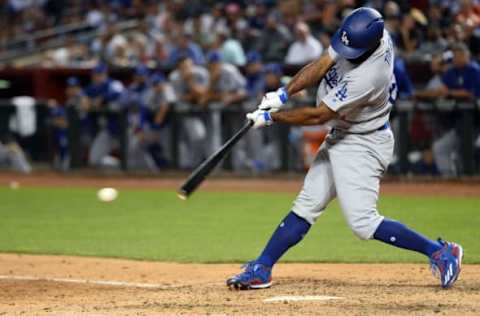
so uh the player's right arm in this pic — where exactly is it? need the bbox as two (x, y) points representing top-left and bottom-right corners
(286, 52), (336, 96)
(259, 49), (337, 112)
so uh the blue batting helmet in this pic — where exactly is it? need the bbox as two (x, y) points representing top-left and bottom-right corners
(331, 7), (384, 60)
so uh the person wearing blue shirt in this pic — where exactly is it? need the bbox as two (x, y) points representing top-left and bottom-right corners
(84, 64), (123, 108)
(168, 31), (206, 66)
(121, 64), (150, 108)
(416, 43), (480, 175)
(394, 56), (414, 99)
(85, 64), (125, 168)
(441, 55), (480, 99)
(49, 78), (72, 171)
(122, 65), (160, 172)
(245, 51), (266, 102)
(142, 73), (178, 168)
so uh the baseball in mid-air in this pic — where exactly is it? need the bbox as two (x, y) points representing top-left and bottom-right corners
(97, 187), (118, 202)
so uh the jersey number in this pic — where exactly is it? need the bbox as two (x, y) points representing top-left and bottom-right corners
(388, 81), (397, 104)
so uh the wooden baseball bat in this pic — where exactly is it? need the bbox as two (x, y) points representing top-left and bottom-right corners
(177, 119), (254, 200)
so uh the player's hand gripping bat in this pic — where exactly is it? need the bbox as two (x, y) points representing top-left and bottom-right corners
(177, 119), (254, 200)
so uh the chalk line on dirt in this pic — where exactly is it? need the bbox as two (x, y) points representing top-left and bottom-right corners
(264, 295), (344, 303)
(0, 275), (183, 290)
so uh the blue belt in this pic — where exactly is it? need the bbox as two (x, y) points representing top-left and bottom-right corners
(331, 122), (390, 135)
(377, 122), (390, 131)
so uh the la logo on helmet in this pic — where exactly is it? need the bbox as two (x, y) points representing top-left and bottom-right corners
(341, 31), (350, 46)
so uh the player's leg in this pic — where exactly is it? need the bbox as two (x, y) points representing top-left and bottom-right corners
(227, 144), (336, 290)
(88, 130), (113, 167)
(3, 141), (32, 173)
(432, 129), (458, 176)
(331, 130), (462, 288)
(182, 117), (207, 167)
(126, 130), (159, 172)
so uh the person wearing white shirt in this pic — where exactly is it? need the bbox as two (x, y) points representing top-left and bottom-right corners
(285, 22), (323, 65)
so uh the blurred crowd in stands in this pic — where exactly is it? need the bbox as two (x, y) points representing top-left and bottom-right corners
(1, 0), (480, 177)
(2, 0), (480, 66)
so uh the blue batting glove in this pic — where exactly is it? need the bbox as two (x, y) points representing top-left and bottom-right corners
(258, 87), (288, 112)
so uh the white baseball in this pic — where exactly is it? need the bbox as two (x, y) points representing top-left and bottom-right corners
(9, 181), (20, 190)
(97, 187), (118, 202)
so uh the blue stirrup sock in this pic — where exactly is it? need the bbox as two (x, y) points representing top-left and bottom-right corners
(373, 218), (442, 257)
(257, 211), (311, 268)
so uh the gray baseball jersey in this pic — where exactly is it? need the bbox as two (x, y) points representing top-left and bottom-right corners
(292, 30), (396, 240)
(169, 66), (209, 95)
(145, 83), (177, 112)
(317, 30), (396, 133)
(214, 63), (247, 93)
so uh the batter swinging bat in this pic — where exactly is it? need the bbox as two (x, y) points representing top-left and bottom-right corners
(177, 119), (254, 200)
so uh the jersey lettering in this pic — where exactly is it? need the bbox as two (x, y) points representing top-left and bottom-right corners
(384, 36), (393, 66)
(325, 67), (340, 89)
(334, 82), (348, 102)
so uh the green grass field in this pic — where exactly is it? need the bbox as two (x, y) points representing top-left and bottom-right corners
(1, 187), (478, 263)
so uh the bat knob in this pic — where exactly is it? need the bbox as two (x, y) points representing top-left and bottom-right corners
(177, 189), (188, 200)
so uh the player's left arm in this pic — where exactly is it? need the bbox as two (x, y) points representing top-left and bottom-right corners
(246, 103), (336, 128)
(271, 103), (337, 126)
(258, 50), (337, 112)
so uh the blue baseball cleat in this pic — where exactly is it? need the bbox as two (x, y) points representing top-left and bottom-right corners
(226, 261), (272, 290)
(429, 239), (463, 288)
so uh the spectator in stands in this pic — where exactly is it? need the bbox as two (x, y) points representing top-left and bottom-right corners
(394, 57), (414, 100)
(254, 13), (292, 63)
(168, 56), (209, 168)
(223, 2), (248, 39)
(200, 51), (247, 107)
(413, 24), (449, 60)
(383, 1), (402, 47)
(213, 27), (246, 66)
(85, 2), (107, 28)
(168, 30), (205, 66)
(416, 44), (480, 176)
(398, 10), (425, 56)
(417, 53), (449, 92)
(455, 0), (480, 27)
(303, 0), (341, 37)
(245, 51), (265, 102)
(183, 10), (214, 49)
(449, 0), (480, 59)
(285, 21), (323, 65)
(147, 34), (171, 67)
(84, 64), (125, 168)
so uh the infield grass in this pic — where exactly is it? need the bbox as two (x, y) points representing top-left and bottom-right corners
(0, 186), (479, 263)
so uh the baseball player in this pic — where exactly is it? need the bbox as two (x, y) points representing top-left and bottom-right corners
(201, 51), (248, 166)
(227, 8), (463, 290)
(85, 64), (124, 168)
(168, 56), (210, 168)
(0, 138), (31, 173)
